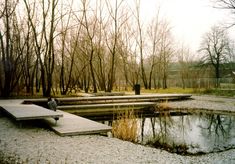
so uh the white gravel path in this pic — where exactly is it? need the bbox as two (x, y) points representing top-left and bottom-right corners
(167, 95), (235, 113)
(0, 96), (235, 163)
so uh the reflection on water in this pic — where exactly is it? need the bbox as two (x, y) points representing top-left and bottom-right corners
(138, 112), (235, 154)
(95, 111), (235, 155)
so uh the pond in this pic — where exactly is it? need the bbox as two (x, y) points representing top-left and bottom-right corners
(85, 111), (235, 155)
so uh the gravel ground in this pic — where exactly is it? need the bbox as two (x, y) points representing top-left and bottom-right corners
(167, 95), (235, 113)
(0, 95), (235, 163)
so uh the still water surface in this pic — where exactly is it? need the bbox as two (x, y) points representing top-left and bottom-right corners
(88, 112), (235, 154)
(138, 113), (235, 154)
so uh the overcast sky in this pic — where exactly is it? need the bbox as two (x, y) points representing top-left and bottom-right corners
(140, 0), (234, 52)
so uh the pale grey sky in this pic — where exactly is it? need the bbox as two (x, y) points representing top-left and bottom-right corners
(140, 0), (233, 52)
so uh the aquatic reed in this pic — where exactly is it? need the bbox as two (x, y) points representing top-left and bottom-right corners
(112, 109), (138, 142)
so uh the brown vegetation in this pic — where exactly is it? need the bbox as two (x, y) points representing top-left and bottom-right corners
(112, 109), (138, 142)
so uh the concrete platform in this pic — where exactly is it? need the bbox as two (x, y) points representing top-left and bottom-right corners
(43, 110), (112, 136)
(57, 102), (157, 110)
(56, 94), (192, 103)
(1, 104), (63, 121)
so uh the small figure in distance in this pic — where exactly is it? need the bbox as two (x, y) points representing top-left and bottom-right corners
(48, 97), (57, 111)
(48, 97), (59, 124)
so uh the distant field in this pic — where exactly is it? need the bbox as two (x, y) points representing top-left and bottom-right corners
(6, 83), (235, 99)
(141, 88), (196, 94)
(220, 83), (235, 89)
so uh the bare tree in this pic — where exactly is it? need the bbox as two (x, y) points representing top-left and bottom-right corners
(177, 45), (194, 89)
(158, 21), (174, 89)
(23, 0), (44, 94)
(45, 0), (58, 96)
(95, 0), (107, 92)
(81, 0), (99, 93)
(24, 0), (59, 97)
(77, 37), (91, 92)
(119, 30), (136, 90)
(58, 0), (84, 95)
(214, 0), (235, 9)
(214, 0), (235, 27)
(146, 10), (161, 89)
(59, 1), (72, 95)
(104, 0), (126, 92)
(134, 0), (147, 89)
(22, 18), (35, 94)
(199, 25), (230, 87)
(0, 0), (25, 97)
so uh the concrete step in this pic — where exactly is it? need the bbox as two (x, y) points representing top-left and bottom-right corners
(43, 110), (112, 136)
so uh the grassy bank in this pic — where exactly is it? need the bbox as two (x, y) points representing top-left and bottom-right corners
(3, 86), (235, 99)
(201, 88), (235, 97)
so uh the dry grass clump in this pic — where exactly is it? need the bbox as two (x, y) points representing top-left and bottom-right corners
(157, 100), (170, 111)
(112, 110), (138, 142)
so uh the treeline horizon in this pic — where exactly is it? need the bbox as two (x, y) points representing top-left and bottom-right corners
(0, 0), (235, 97)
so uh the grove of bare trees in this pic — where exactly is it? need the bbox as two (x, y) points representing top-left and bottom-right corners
(0, 0), (234, 97)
